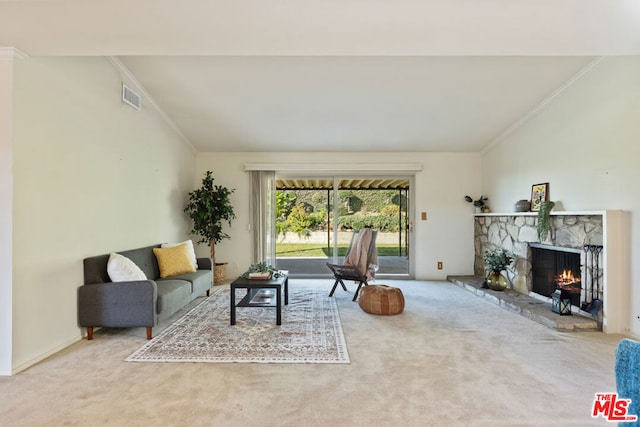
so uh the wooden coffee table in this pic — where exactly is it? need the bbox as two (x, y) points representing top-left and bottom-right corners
(230, 271), (289, 325)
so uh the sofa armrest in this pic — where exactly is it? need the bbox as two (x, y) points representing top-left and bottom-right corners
(197, 257), (213, 270)
(78, 280), (158, 328)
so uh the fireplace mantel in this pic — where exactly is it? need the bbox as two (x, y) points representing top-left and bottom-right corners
(473, 210), (630, 334)
(474, 210), (607, 217)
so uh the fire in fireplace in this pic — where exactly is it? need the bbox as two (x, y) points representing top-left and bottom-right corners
(556, 269), (579, 286)
(530, 244), (582, 307)
(555, 269), (582, 301)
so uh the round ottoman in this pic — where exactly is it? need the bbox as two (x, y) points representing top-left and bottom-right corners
(358, 284), (404, 315)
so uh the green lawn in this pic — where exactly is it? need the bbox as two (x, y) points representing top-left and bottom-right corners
(276, 243), (407, 257)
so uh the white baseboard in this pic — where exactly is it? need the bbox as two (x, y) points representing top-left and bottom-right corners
(8, 332), (84, 376)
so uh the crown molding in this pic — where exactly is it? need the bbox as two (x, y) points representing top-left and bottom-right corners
(0, 48), (28, 61)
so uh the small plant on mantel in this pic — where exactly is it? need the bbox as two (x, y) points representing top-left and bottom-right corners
(465, 195), (488, 208)
(537, 200), (555, 241)
(465, 195), (488, 212)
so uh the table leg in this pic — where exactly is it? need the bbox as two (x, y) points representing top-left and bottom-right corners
(230, 286), (236, 325)
(284, 277), (289, 305)
(276, 286), (282, 325)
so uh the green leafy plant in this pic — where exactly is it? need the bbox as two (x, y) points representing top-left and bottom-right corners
(465, 195), (488, 208)
(484, 248), (514, 274)
(287, 204), (312, 238)
(537, 200), (555, 241)
(184, 171), (236, 264)
(241, 262), (283, 279)
(275, 191), (297, 237)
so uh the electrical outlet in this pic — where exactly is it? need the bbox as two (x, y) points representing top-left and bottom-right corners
(437, 261), (443, 270)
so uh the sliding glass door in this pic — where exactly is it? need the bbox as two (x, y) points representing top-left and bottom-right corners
(274, 179), (334, 275)
(274, 175), (411, 278)
(334, 179), (409, 275)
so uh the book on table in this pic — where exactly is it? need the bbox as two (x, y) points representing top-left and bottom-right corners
(248, 272), (272, 280)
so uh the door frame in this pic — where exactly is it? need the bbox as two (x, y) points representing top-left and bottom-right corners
(275, 173), (416, 278)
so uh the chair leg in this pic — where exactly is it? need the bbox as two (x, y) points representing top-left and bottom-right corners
(352, 280), (368, 301)
(87, 327), (93, 340)
(330, 278), (350, 297)
(146, 327), (153, 340)
(329, 279), (340, 297)
(352, 284), (361, 301)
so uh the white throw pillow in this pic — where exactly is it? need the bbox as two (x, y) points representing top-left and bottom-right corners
(107, 253), (147, 282)
(161, 240), (198, 270)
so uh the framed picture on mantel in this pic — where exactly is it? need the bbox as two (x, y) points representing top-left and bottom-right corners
(530, 182), (549, 212)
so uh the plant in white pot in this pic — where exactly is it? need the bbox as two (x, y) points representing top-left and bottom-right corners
(484, 248), (514, 291)
(465, 195), (488, 213)
(184, 171), (236, 285)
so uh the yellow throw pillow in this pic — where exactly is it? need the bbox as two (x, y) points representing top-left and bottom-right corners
(153, 243), (197, 278)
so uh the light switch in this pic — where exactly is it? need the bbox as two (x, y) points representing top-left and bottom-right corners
(421, 212), (427, 221)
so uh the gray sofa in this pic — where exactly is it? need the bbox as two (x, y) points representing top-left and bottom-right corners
(79, 244), (213, 340)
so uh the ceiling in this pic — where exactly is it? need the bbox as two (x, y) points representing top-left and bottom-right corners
(2, 1), (639, 153)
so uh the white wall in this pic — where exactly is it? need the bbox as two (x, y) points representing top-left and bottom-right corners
(10, 57), (196, 372)
(482, 56), (640, 336)
(196, 151), (481, 280)
(0, 55), (15, 375)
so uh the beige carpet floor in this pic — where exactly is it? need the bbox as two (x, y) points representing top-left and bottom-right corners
(0, 280), (623, 426)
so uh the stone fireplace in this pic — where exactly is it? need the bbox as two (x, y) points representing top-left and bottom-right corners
(473, 210), (629, 334)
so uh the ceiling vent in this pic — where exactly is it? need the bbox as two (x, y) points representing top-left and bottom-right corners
(122, 83), (141, 110)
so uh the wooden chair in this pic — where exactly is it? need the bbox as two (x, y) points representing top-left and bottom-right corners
(326, 229), (378, 301)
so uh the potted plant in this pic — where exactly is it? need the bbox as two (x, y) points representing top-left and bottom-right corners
(537, 200), (555, 241)
(184, 171), (236, 285)
(484, 248), (514, 291)
(241, 262), (284, 279)
(465, 195), (488, 213)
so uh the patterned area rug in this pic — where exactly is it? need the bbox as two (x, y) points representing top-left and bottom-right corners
(125, 287), (350, 364)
